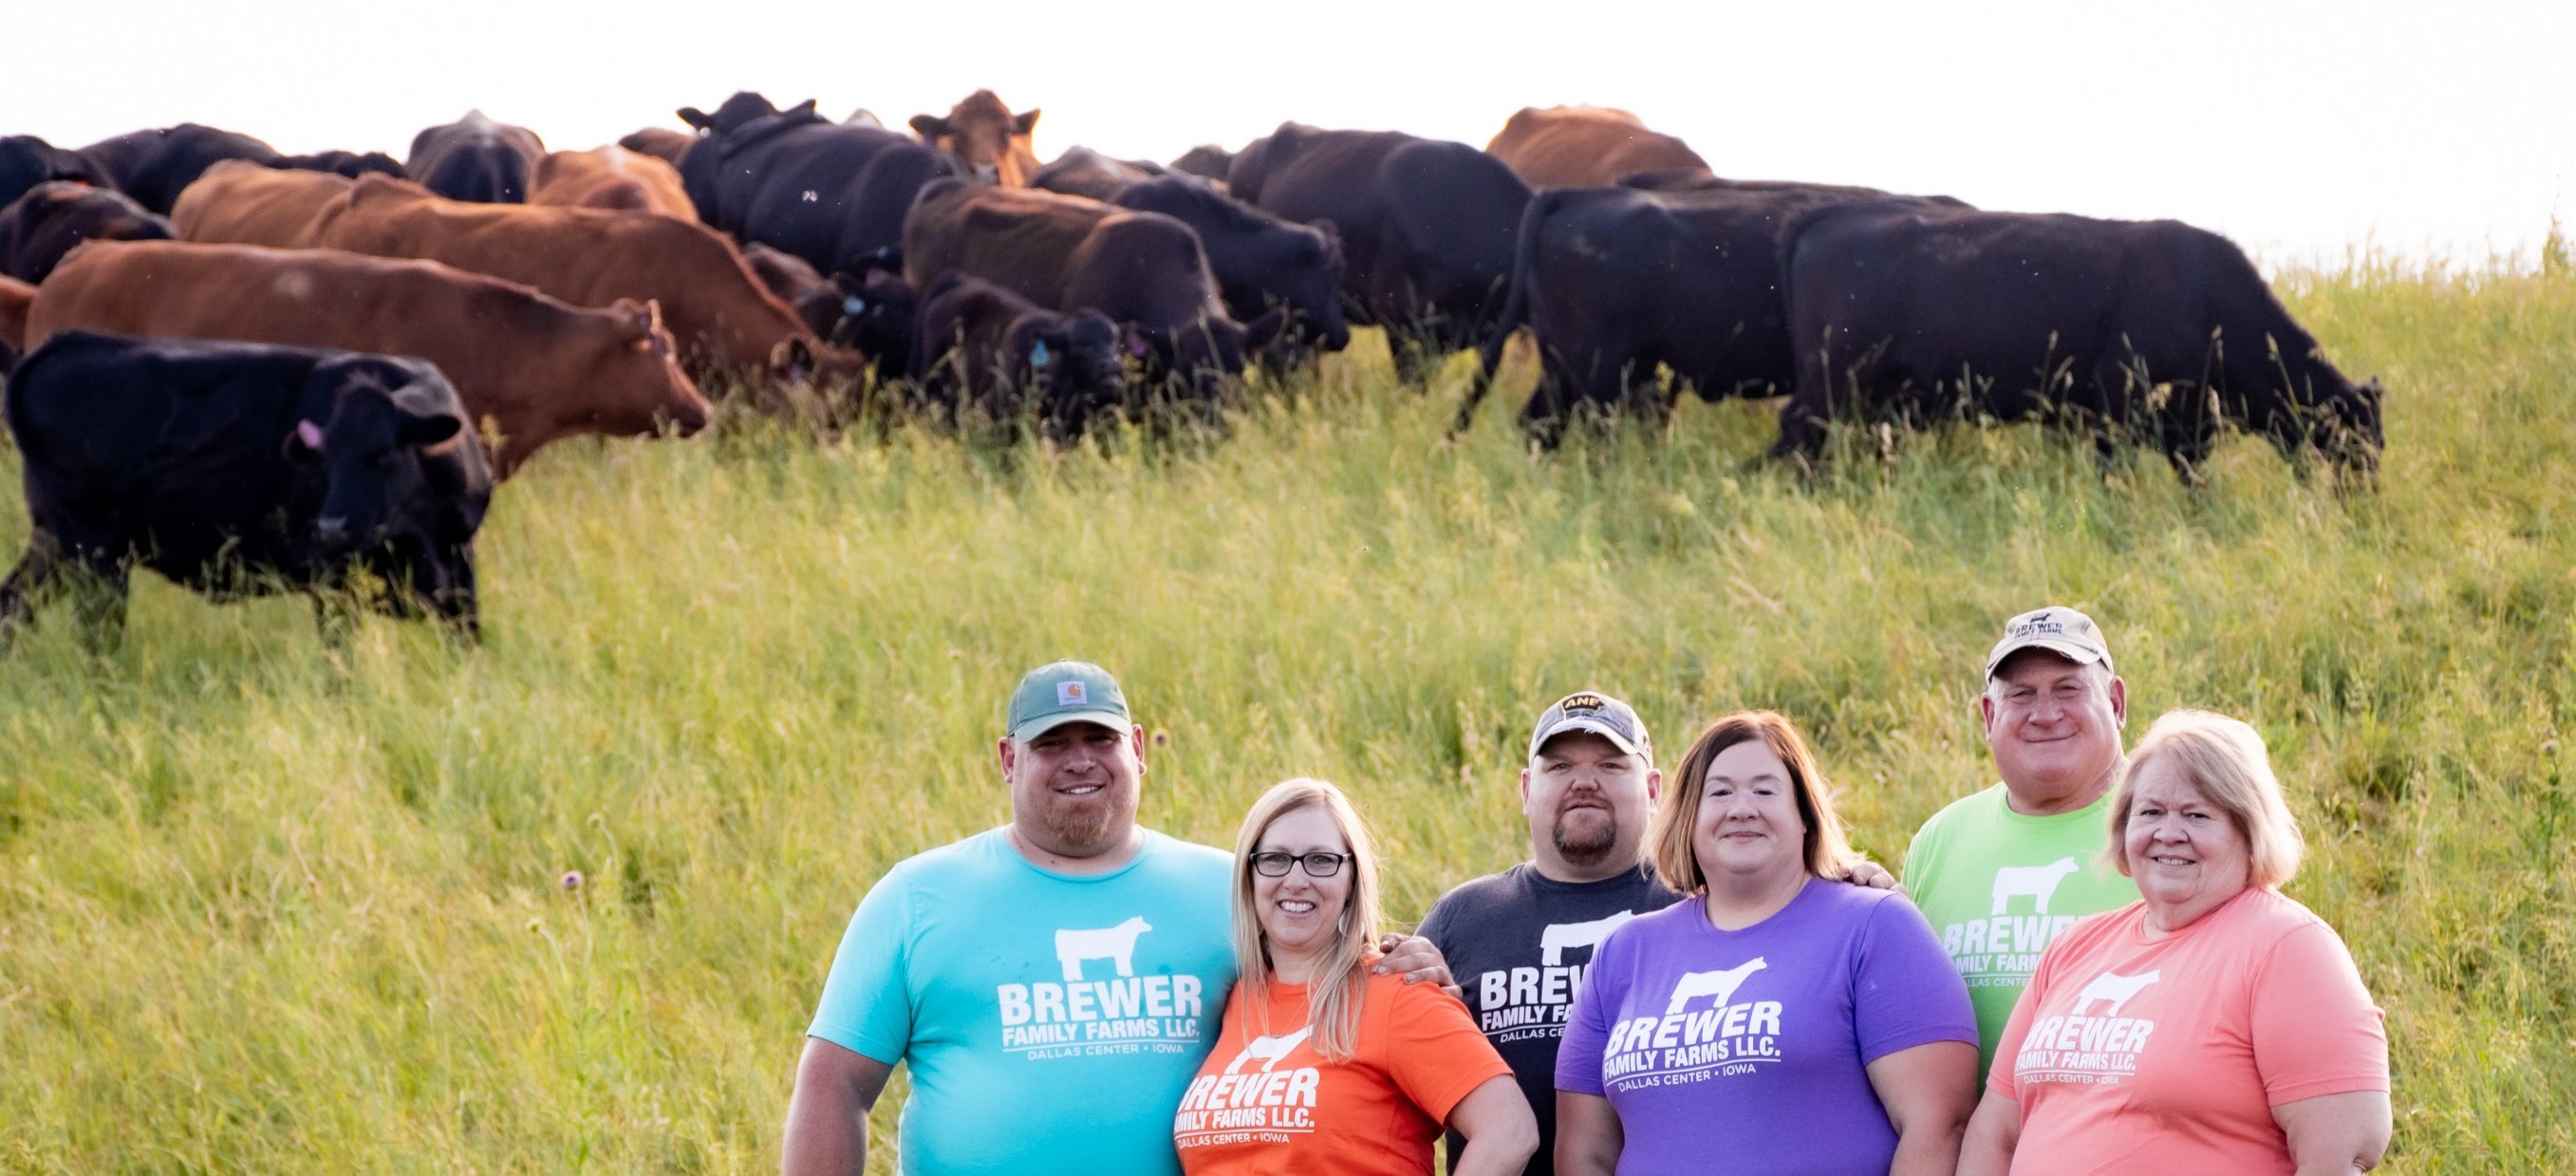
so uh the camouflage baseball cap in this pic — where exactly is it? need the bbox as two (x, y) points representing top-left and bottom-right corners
(1006, 661), (1132, 742)
(1528, 691), (1651, 760)
(1984, 607), (2115, 680)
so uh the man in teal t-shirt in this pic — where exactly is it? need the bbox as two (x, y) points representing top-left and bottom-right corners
(1904, 607), (2142, 1077)
(781, 661), (1450, 1175)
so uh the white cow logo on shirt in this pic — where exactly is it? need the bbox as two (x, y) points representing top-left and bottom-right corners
(1221, 1026), (1315, 1073)
(1054, 916), (1153, 981)
(2071, 969), (2162, 1017)
(1989, 858), (2082, 915)
(1664, 958), (1768, 1015)
(1539, 910), (1635, 965)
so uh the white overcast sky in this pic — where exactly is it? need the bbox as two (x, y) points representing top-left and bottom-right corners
(8, 0), (2566, 267)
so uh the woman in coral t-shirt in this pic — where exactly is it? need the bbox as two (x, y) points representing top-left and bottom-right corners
(1174, 777), (1537, 1176)
(1960, 710), (2393, 1176)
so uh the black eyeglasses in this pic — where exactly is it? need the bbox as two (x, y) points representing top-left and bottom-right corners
(1249, 850), (1351, 878)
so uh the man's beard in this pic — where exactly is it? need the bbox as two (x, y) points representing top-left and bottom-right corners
(1040, 791), (1129, 851)
(1552, 804), (1620, 865)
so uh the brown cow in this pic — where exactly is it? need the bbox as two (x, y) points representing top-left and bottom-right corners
(27, 240), (708, 477)
(174, 169), (854, 383)
(168, 159), (352, 243)
(618, 127), (696, 166)
(0, 273), (33, 366)
(530, 146), (696, 220)
(909, 90), (1040, 187)
(1484, 106), (1709, 189)
(903, 182), (1279, 383)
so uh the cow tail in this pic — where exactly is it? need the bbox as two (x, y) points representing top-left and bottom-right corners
(1450, 188), (1558, 438)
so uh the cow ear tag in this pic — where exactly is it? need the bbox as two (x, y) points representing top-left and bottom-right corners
(1030, 342), (1052, 369)
(296, 420), (326, 451)
(842, 295), (868, 314)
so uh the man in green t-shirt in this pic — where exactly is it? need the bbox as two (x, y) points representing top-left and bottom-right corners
(1902, 607), (2142, 1076)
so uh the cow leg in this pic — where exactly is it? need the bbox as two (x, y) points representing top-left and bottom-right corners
(66, 559), (132, 656)
(0, 532), (74, 654)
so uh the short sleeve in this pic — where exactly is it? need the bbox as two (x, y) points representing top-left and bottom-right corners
(1852, 895), (1980, 1064)
(1554, 941), (1618, 1096)
(805, 870), (916, 1065)
(1383, 979), (1514, 1125)
(2249, 920), (2389, 1104)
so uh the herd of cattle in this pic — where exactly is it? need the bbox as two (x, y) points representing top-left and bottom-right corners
(0, 96), (2387, 647)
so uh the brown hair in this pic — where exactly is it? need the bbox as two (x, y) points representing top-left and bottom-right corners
(2109, 709), (2305, 888)
(1648, 710), (1856, 894)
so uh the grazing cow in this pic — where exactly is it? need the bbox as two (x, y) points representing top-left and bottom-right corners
(2, 135), (112, 210)
(1455, 178), (1959, 442)
(71, 123), (395, 215)
(28, 240), (709, 477)
(405, 110), (546, 203)
(168, 159), (351, 244)
(1484, 106), (1709, 189)
(175, 170), (853, 383)
(0, 181), (174, 283)
(903, 182), (1283, 391)
(1775, 201), (2385, 480)
(738, 243), (916, 373)
(909, 90), (1041, 186)
(1226, 122), (1529, 380)
(0, 274), (34, 366)
(911, 273), (1129, 440)
(617, 126), (695, 166)
(1167, 144), (1235, 182)
(1110, 175), (1349, 358)
(1028, 145), (1168, 200)
(678, 91), (957, 281)
(529, 146), (695, 219)
(1, 331), (492, 650)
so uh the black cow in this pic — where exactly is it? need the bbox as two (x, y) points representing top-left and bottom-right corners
(739, 242), (918, 377)
(1, 331), (494, 650)
(1028, 145), (1167, 200)
(0, 181), (174, 283)
(1168, 144), (1234, 181)
(1455, 177), (1962, 443)
(1225, 122), (1529, 382)
(1, 134), (110, 211)
(72, 123), (396, 215)
(1775, 201), (2384, 481)
(910, 273), (1129, 441)
(405, 111), (546, 204)
(678, 91), (958, 281)
(1110, 175), (1350, 360)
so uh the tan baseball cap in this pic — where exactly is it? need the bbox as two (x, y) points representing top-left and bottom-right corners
(1984, 607), (2114, 680)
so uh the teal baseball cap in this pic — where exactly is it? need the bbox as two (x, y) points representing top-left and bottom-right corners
(1006, 660), (1133, 742)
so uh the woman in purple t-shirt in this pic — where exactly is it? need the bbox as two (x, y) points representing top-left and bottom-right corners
(1555, 711), (1979, 1176)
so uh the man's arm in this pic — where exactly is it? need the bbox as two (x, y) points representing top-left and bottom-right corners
(1373, 932), (1458, 996)
(781, 1037), (896, 1176)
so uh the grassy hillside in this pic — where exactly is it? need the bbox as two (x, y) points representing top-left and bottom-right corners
(2, 259), (2569, 1172)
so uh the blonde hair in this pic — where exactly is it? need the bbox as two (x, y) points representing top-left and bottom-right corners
(1647, 711), (1856, 894)
(1229, 777), (1384, 1061)
(2109, 709), (2305, 888)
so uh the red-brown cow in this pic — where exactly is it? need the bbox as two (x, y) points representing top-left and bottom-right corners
(530, 146), (696, 220)
(28, 240), (708, 477)
(1484, 106), (1709, 189)
(909, 90), (1041, 187)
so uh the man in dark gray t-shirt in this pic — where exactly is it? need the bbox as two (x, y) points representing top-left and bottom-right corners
(1418, 692), (1683, 1176)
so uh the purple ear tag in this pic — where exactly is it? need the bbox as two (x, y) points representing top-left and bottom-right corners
(296, 420), (326, 450)
(1128, 336), (1149, 358)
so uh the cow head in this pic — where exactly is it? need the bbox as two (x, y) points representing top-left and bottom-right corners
(593, 297), (713, 438)
(680, 92), (815, 138)
(910, 91), (1041, 187)
(1014, 308), (1129, 441)
(286, 361), (467, 558)
(2313, 375), (2385, 484)
(1281, 220), (1351, 356)
(820, 264), (919, 376)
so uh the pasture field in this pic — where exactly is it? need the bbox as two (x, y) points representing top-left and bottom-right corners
(2, 255), (2572, 1173)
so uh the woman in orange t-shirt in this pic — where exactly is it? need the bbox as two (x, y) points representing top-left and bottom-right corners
(1174, 777), (1537, 1176)
(1959, 710), (2392, 1176)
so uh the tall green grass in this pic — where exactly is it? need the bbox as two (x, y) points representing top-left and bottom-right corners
(2, 259), (2570, 1172)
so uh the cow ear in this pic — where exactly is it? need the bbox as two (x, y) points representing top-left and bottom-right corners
(771, 336), (815, 381)
(286, 419), (325, 457)
(399, 412), (463, 447)
(909, 114), (951, 142)
(1012, 108), (1042, 137)
(1245, 308), (1289, 352)
(787, 99), (819, 120)
(678, 107), (713, 132)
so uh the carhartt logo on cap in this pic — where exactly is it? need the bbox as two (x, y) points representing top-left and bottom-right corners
(1008, 661), (1131, 742)
(1058, 681), (1086, 706)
